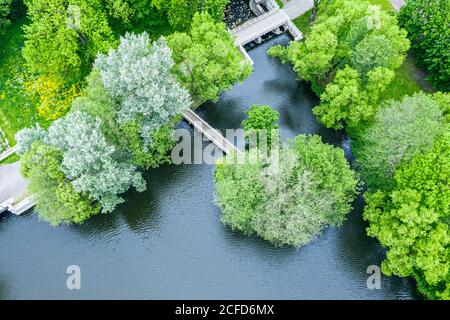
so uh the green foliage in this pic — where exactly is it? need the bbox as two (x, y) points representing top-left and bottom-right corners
(350, 35), (394, 80)
(0, 16), (49, 146)
(72, 71), (176, 170)
(151, 0), (229, 31)
(242, 105), (279, 132)
(214, 135), (359, 247)
(21, 0), (131, 121)
(15, 30), (195, 223)
(95, 34), (191, 148)
(398, 0), (450, 91)
(45, 111), (146, 213)
(313, 65), (394, 130)
(0, 0), (12, 35)
(20, 142), (100, 225)
(433, 92), (450, 122)
(168, 12), (252, 102)
(364, 130), (450, 299)
(353, 92), (445, 190)
(286, 23), (338, 85)
(242, 104), (279, 149)
(23, 0), (120, 83)
(274, 0), (409, 131)
(118, 120), (175, 169)
(267, 45), (288, 64)
(124, 0), (171, 36)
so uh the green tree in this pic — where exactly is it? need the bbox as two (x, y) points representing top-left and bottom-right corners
(364, 130), (450, 299)
(270, 0), (409, 131)
(124, 0), (171, 36)
(313, 66), (365, 130)
(398, 0), (450, 91)
(72, 71), (175, 169)
(214, 135), (359, 247)
(46, 111), (146, 213)
(268, 17), (340, 87)
(151, 0), (229, 31)
(20, 142), (100, 225)
(23, 0), (123, 83)
(95, 34), (191, 149)
(350, 35), (394, 80)
(168, 12), (252, 102)
(352, 92), (445, 190)
(0, 0), (12, 35)
(313, 65), (394, 130)
(22, 0), (131, 120)
(242, 104), (279, 150)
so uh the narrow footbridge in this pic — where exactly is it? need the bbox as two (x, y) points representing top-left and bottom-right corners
(182, 109), (242, 156)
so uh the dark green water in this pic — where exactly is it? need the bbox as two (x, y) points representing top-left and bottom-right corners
(0, 35), (418, 299)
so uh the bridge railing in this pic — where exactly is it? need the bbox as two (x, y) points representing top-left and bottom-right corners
(182, 109), (242, 155)
(230, 8), (279, 34)
(0, 145), (18, 162)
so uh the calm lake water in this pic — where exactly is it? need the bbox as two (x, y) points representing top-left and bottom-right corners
(0, 35), (418, 299)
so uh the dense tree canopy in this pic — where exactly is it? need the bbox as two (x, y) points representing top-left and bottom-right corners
(168, 12), (252, 102)
(151, 0), (229, 31)
(95, 33), (191, 149)
(15, 8), (256, 225)
(0, 0), (12, 35)
(398, 0), (450, 91)
(352, 92), (445, 190)
(313, 65), (394, 130)
(73, 72), (176, 169)
(22, 0), (130, 119)
(268, 0), (409, 131)
(46, 111), (146, 213)
(17, 111), (146, 215)
(352, 90), (450, 299)
(364, 130), (450, 299)
(15, 32), (195, 224)
(23, 0), (125, 81)
(242, 104), (279, 150)
(215, 134), (359, 247)
(20, 142), (100, 225)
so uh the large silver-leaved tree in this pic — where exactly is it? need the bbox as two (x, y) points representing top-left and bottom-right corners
(95, 33), (191, 148)
(46, 111), (146, 213)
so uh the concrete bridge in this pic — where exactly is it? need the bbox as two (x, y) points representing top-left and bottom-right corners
(182, 109), (242, 156)
(231, 8), (302, 46)
(229, 6), (303, 64)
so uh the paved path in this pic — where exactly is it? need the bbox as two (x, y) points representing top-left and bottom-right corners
(281, 0), (405, 20)
(390, 0), (405, 11)
(0, 162), (27, 204)
(282, 0), (314, 19)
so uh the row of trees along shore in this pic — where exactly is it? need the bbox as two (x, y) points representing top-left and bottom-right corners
(265, 0), (450, 299)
